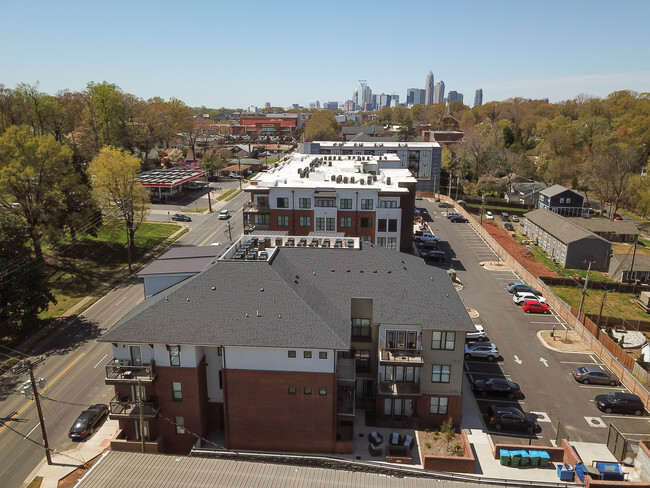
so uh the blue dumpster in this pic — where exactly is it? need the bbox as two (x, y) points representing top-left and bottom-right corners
(557, 463), (575, 481)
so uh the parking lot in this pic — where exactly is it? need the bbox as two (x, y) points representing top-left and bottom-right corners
(418, 198), (650, 446)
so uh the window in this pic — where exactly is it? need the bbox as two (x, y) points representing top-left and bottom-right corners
(360, 217), (373, 228)
(340, 217), (352, 228)
(169, 345), (180, 366)
(361, 199), (373, 210)
(354, 350), (371, 372)
(319, 351), (327, 359)
(315, 199), (335, 207)
(378, 219), (387, 232)
(431, 331), (456, 350)
(379, 200), (398, 208)
(326, 218), (335, 231)
(559, 198), (564, 204)
(277, 215), (289, 226)
(288, 350), (296, 358)
(315, 217), (325, 230)
(299, 216), (311, 227)
(172, 382), (182, 400)
(352, 318), (371, 337)
(566, 197), (571, 203)
(432, 365), (451, 383)
(277, 197), (289, 208)
(304, 351), (312, 359)
(175, 416), (185, 434)
(361, 235), (372, 243)
(377, 237), (386, 247)
(429, 397), (448, 415)
(255, 214), (269, 225)
(288, 387), (296, 394)
(387, 237), (397, 250)
(340, 198), (352, 209)
(304, 387), (312, 395)
(388, 219), (398, 232)
(319, 388), (327, 395)
(298, 198), (311, 209)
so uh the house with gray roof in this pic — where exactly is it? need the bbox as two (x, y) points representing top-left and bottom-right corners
(537, 184), (585, 216)
(566, 217), (640, 243)
(608, 252), (650, 283)
(523, 209), (611, 270)
(99, 238), (473, 455)
(504, 181), (547, 206)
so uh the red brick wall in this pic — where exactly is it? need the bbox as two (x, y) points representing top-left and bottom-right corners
(416, 394), (462, 428)
(224, 369), (337, 452)
(292, 209), (314, 234)
(423, 429), (475, 473)
(354, 210), (376, 241)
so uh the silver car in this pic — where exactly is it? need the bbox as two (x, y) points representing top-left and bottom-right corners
(572, 366), (618, 386)
(464, 342), (499, 361)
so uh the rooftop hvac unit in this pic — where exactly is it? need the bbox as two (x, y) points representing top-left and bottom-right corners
(343, 176), (348, 184)
(373, 175), (377, 181)
(367, 175), (373, 184)
(331, 175), (336, 181)
(350, 176), (355, 183)
(386, 177), (392, 185)
(360, 179), (365, 185)
(328, 161), (332, 166)
(336, 175), (342, 183)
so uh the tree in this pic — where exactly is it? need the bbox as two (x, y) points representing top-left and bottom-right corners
(88, 147), (150, 271)
(0, 125), (84, 260)
(304, 110), (339, 141)
(0, 214), (55, 333)
(396, 116), (416, 141)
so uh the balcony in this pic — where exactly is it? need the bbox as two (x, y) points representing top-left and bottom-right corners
(336, 356), (355, 385)
(379, 348), (424, 365)
(243, 201), (270, 214)
(104, 359), (157, 385)
(378, 381), (421, 396)
(109, 393), (160, 420)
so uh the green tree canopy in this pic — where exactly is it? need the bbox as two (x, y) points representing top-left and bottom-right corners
(304, 110), (340, 141)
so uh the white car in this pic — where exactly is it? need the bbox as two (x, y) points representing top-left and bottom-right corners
(486, 211), (494, 220)
(218, 209), (231, 220)
(513, 291), (547, 305)
(466, 324), (487, 342)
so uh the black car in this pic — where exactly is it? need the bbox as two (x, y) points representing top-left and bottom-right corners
(504, 223), (514, 231)
(171, 213), (192, 222)
(450, 216), (469, 223)
(509, 284), (542, 296)
(485, 405), (538, 432)
(594, 392), (645, 415)
(68, 404), (108, 440)
(472, 378), (522, 399)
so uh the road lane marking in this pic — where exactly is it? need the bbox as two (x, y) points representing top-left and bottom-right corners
(513, 355), (522, 364)
(114, 296), (127, 306)
(200, 229), (219, 246)
(540, 357), (549, 367)
(93, 354), (108, 369)
(24, 420), (43, 439)
(0, 353), (86, 434)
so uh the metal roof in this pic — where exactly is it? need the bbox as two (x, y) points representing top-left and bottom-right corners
(138, 168), (207, 188)
(74, 451), (483, 488)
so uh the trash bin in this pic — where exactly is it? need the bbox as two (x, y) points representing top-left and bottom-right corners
(557, 463), (575, 481)
(539, 450), (550, 468)
(499, 449), (510, 466)
(529, 450), (540, 468)
(511, 451), (522, 468)
(519, 450), (530, 467)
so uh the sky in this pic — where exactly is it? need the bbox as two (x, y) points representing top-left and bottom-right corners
(2, 0), (650, 110)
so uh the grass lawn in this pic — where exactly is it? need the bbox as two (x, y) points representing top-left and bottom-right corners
(549, 285), (648, 321)
(41, 221), (181, 320)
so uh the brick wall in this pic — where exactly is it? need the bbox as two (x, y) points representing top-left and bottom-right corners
(423, 429), (475, 473)
(224, 369), (337, 452)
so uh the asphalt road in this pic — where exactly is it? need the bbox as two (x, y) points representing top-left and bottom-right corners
(0, 183), (249, 488)
(419, 199), (650, 446)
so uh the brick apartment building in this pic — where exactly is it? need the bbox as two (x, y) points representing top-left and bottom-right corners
(99, 240), (473, 455)
(229, 113), (302, 139)
(243, 153), (417, 253)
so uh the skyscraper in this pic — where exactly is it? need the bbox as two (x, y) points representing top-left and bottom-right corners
(425, 71), (434, 105)
(433, 81), (445, 104)
(355, 80), (372, 111)
(474, 89), (483, 107)
(448, 91), (463, 103)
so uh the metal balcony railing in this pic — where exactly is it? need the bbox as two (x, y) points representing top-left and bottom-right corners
(104, 359), (156, 384)
(109, 393), (160, 419)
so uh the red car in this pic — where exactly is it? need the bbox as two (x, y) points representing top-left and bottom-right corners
(521, 300), (550, 314)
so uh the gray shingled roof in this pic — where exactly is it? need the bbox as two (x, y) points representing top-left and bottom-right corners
(101, 245), (473, 349)
(610, 253), (650, 272)
(566, 217), (640, 235)
(138, 245), (225, 276)
(539, 184), (581, 198)
(524, 209), (610, 245)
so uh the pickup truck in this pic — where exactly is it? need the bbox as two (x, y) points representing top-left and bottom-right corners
(414, 232), (440, 243)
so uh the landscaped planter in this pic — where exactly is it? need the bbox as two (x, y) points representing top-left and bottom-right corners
(422, 429), (475, 474)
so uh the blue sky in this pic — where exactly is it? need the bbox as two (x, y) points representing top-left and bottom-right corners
(2, 0), (649, 109)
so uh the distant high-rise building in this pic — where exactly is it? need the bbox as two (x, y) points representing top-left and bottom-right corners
(325, 101), (338, 111)
(448, 91), (463, 103)
(390, 94), (399, 108)
(407, 88), (425, 106)
(434, 81), (445, 104)
(248, 105), (258, 113)
(356, 80), (372, 111)
(425, 71), (434, 105)
(352, 88), (359, 109)
(291, 104), (300, 109)
(474, 89), (483, 107)
(264, 102), (271, 109)
(406, 88), (415, 105)
(344, 100), (355, 112)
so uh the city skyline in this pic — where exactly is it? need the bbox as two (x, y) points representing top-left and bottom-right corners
(1, 0), (649, 109)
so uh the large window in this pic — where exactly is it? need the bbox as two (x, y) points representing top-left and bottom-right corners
(340, 198), (352, 209)
(169, 345), (180, 366)
(431, 365), (451, 383)
(298, 198), (311, 209)
(315, 199), (335, 207)
(388, 219), (398, 232)
(277, 215), (289, 226)
(326, 218), (335, 231)
(172, 382), (182, 400)
(352, 318), (371, 338)
(277, 197), (289, 208)
(315, 217), (325, 230)
(354, 350), (371, 372)
(299, 216), (311, 227)
(379, 200), (398, 208)
(340, 217), (352, 228)
(255, 214), (269, 225)
(361, 199), (373, 210)
(175, 416), (185, 434)
(387, 237), (397, 250)
(431, 331), (456, 350)
(377, 219), (387, 232)
(360, 217), (373, 228)
(377, 237), (386, 247)
(429, 397), (448, 415)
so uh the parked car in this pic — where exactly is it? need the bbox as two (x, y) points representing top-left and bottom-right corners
(614, 214), (622, 220)
(510, 284), (542, 296)
(485, 211), (494, 220)
(415, 193), (423, 200)
(450, 216), (469, 223)
(472, 378), (522, 399)
(521, 300), (550, 314)
(500, 212), (510, 221)
(507, 281), (527, 293)
(229, 172), (241, 179)
(513, 291), (547, 305)
(414, 232), (440, 244)
(485, 405), (538, 432)
(504, 223), (515, 231)
(573, 366), (618, 386)
(466, 324), (487, 342)
(218, 209), (231, 220)
(446, 212), (461, 219)
(171, 214), (192, 222)
(423, 250), (446, 262)
(594, 392), (645, 415)
(68, 404), (108, 440)
(438, 201), (452, 208)
(187, 182), (202, 190)
(510, 215), (520, 222)
(419, 241), (439, 252)
(464, 342), (499, 361)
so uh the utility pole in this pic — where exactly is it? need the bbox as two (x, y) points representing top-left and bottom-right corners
(629, 235), (638, 284)
(224, 221), (234, 241)
(138, 379), (145, 453)
(18, 360), (52, 465)
(577, 260), (594, 320)
(597, 290), (611, 327)
(205, 173), (212, 213)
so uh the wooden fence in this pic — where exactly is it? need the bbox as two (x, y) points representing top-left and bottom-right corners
(540, 276), (650, 294)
